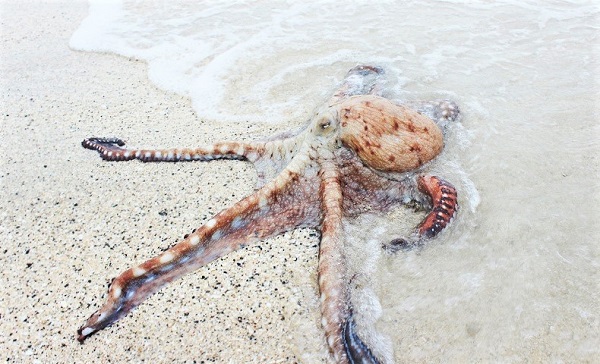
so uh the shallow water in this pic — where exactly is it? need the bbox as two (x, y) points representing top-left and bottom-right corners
(71, 0), (599, 362)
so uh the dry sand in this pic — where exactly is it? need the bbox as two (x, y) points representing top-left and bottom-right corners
(1, 2), (326, 362)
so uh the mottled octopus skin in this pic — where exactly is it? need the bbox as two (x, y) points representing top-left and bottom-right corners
(339, 95), (443, 173)
(78, 65), (460, 364)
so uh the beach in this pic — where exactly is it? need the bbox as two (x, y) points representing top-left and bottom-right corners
(1, 1), (599, 363)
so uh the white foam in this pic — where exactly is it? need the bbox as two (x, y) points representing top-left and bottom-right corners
(70, 0), (127, 54)
(69, 1), (425, 124)
(71, 0), (597, 125)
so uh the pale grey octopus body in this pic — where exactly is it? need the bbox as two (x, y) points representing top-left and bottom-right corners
(78, 65), (459, 363)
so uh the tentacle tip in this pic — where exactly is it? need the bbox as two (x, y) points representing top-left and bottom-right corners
(383, 237), (421, 253)
(81, 137), (127, 148)
(343, 318), (381, 364)
(77, 326), (95, 343)
(345, 65), (385, 79)
(81, 138), (95, 150)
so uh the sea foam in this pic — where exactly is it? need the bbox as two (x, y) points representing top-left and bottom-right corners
(70, 1), (417, 123)
(71, 1), (595, 125)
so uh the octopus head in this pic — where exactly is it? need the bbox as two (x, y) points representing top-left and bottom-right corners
(337, 95), (444, 173)
(308, 108), (344, 153)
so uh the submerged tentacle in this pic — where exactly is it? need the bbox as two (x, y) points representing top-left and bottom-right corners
(317, 155), (380, 364)
(343, 316), (380, 364)
(399, 99), (461, 131)
(386, 175), (458, 252)
(329, 65), (386, 105)
(82, 137), (266, 163)
(77, 148), (320, 342)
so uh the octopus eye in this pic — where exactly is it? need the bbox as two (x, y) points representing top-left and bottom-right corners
(315, 111), (337, 134)
(320, 120), (331, 129)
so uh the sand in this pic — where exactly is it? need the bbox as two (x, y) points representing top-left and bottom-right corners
(1, 2), (326, 362)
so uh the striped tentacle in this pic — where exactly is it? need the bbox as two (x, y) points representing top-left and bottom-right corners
(416, 175), (458, 239)
(77, 145), (320, 342)
(82, 137), (266, 163)
(386, 175), (458, 252)
(317, 155), (380, 364)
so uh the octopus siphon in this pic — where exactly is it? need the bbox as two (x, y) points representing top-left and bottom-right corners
(77, 65), (460, 363)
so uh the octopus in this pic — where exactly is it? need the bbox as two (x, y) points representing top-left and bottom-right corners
(77, 65), (459, 363)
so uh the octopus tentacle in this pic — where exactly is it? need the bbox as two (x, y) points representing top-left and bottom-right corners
(82, 137), (266, 163)
(317, 155), (380, 364)
(386, 175), (458, 251)
(416, 175), (458, 239)
(77, 147), (320, 342)
(400, 99), (461, 131)
(343, 316), (379, 364)
(329, 65), (385, 105)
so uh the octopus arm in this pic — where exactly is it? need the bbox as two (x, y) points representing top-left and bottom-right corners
(82, 137), (266, 162)
(386, 175), (458, 251)
(329, 65), (386, 104)
(415, 175), (458, 238)
(399, 99), (461, 130)
(317, 155), (381, 364)
(77, 151), (320, 342)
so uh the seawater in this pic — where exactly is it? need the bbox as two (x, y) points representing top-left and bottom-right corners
(71, 1), (599, 362)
